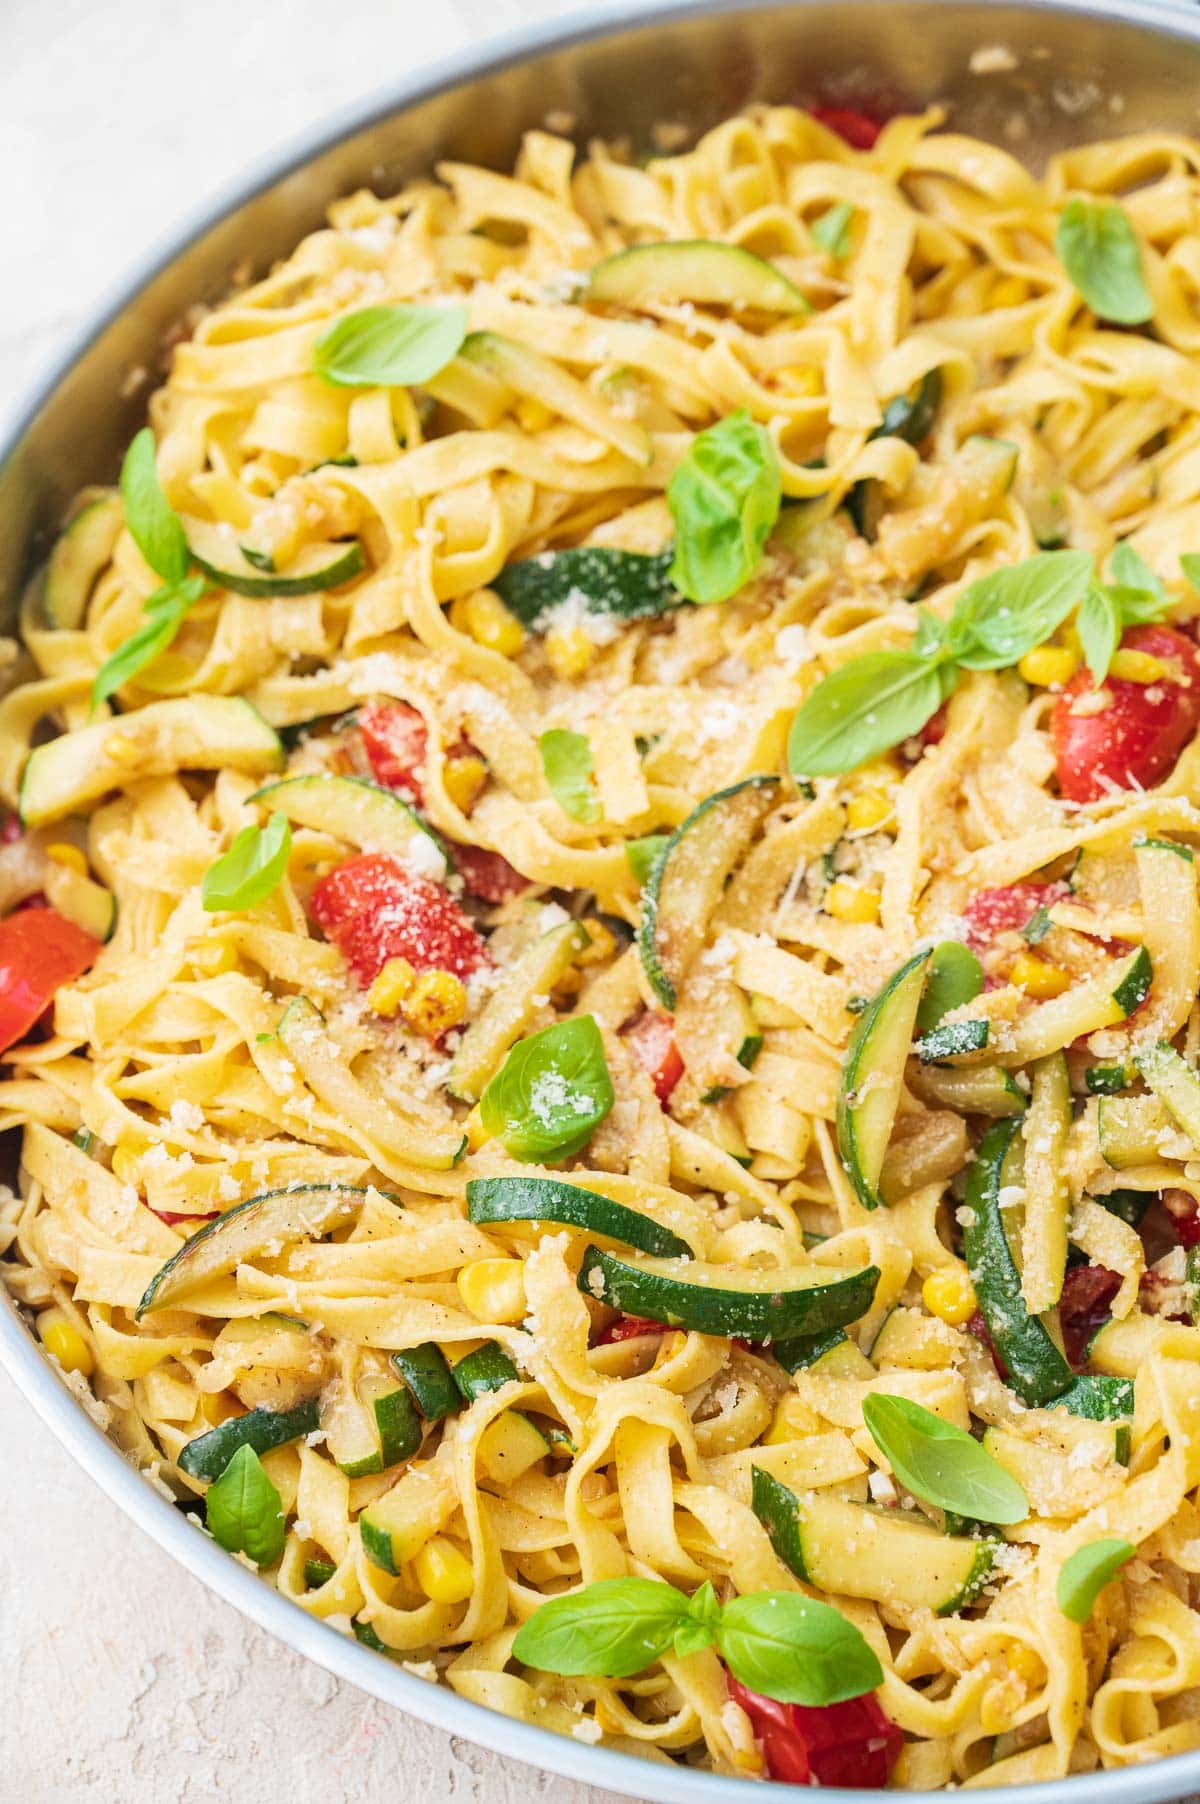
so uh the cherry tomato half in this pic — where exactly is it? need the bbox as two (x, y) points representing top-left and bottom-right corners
(727, 1675), (902, 1787)
(622, 1009), (685, 1105)
(359, 699), (429, 801)
(810, 105), (885, 150)
(311, 853), (488, 987)
(1052, 625), (1200, 803)
(0, 907), (100, 1054)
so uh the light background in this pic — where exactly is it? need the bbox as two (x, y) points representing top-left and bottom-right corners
(0, 1), (632, 1799)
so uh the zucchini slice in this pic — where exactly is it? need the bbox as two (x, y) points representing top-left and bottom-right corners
(909, 1064), (1026, 1118)
(996, 945), (1153, 1067)
(391, 1344), (461, 1422)
(466, 1175), (692, 1257)
(477, 1408), (550, 1483)
(247, 773), (446, 878)
(20, 696), (283, 829)
(1135, 837), (1200, 1043)
(577, 1244), (879, 1341)
(587, 241), (807, 314)
(359, 1466), (457, 1576)
(493, 547), (677, 631)
(837, 949), (930, 1210)
(961, 1119), (1074, 1407)
(1051, 1373), (1134, 1424)
(43, 859), (116, 942)
(136, 1182), (371, 1317)
(448, 919), (591, 1103)
(320, 1370), (422, 1477)
(914, 1017), (990, 1062)
(1019, 1051), (1071, 1314)
(178, 1398), (320, 1482)
(185, 519), (366, 596)
(1097, 1093), (1174, 1168)
(639, 777), (779, 1008)
(773, 1326), (875, 1379)
(1133, 1041), (1200, 1151)
(44, 491), (123, 629)
(452, 1341), (521, 1401)
(751, 1467), (998, 1616)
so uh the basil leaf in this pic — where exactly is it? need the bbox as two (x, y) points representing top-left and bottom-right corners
(205, 1442), (285, 1566)
(91, 573), (207, 708)
(913, 607), (948, 660)
(479, 1013), (615, 1161)
(672, 1617), (719, 1657)
(787, 651), (947, 779)
(120, 428), (190, 585)
(810, 202), (854, 259)
(668, 410), (782, 604)
(947, 550), (1094, 670)
(862, 1394), (1028, 1525)
(1109, 583), (1171, 629)
(1109, 541), (1165, 605)
(916, 940), (983, 1033)
(1056, 198), (1153, 327)
(1056, 1538), (1135, 1624)
(313, 303), (468, 389)
(1181, 552), (1200, 598)
(1076, 581), (1121, 684)
(540, 729), (600, 823)
(716, 1592), (883, 1706)
(201, 812), (293, 913)
(626, 833), (670, 885)
(511, 1577), (691, 1677)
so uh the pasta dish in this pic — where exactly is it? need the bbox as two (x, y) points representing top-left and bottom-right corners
(8, 99), (1200, 1789)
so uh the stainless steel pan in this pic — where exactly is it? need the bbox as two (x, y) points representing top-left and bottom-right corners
(4, 4), (1200, 1797)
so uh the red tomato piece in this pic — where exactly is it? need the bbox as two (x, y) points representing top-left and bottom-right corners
(1052, 625), (1200, 804)
(622, 1009), (685, 1105)
(150, 1208), (219, 1227)
(0, 907), (100, 1055)
(359, 699), (429, 802)
(962, 882), (1068, 952)
(810, 105), (885, 150)
(1059, 1263), (1122, 1368)
(966, 1310), (1009, 1381)
(1163, 1188), (1200, 1248)
(311, 853), (488, 987)
(451, 843), (529, 905)
(1, 814), (23, 845)
(728, 1676), (902, 1788)
(594, 1315), (670, 1345)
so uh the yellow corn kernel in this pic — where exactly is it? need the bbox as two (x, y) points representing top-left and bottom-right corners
(44, 842), (89, 876)
(39, 1311), (94, 1377)
(845, 788), (894, 832)
(451, 589), (526, 658)
(1009, 1643), (1044, 1686)
(778, 366), (821, 398)
(103, 732), (142, 765)
(578, 920), (617, 966)
(825, 879), (881, 925)
(414, 1534), (475, 1603)
(991, 275), (1029, 308)
(443, 753), (488, 815)
(1110, 648), (1168, 684)
(464, 1105), (491, 1151)
(515, 396), (555, 433)
(366, 956), (416, 1019)
(544, 624), (596, 680)
(922, 1265), (978, 1326)
(764, 1394), (817, 1445)
(1011, 951), (1071, 999)
(457, 1257), (527, 1325)
(188, 937), (238, 977)
(1017, 645), (1079, 688)
(402, 969), (469, 1038)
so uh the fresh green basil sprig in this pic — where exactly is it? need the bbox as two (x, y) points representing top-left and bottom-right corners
(539, 729), (600, 823)
(916, 940), (984, 1034)
(1056, 1538), (1135, 1624)
(1075, 541), (1174, 682)
(862, 1394), (1029, 1525)
(94, 430), (209, 707)
(480, 1014), (614, 1162)
(205, 1443), (286, 1566)
(668, 409), (782, 604)
(201, 813), (293, 913)
(313, 303), (468, 388)
(787, 548), (1095, 778)
(1056, 198), (1153, 327)
(512, 1574), (882, 1706)
(810, 203), (855, 260)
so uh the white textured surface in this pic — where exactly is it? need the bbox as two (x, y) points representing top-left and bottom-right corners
(0, 2), (633, 1799)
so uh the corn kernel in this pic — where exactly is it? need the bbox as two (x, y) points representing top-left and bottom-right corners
(992, 275), (1029, 308)
(451, 589), (526, 658)
(413, 1534), (475, 1603)
(1018, 645), (1079, 688)
(544, 624), (596, 681)
(443, 753), (488, 815)
(1009, 1643), (1044, 1686)
(366, 956), (416, 1018)
(515, 396), (555, 433)
(922, 1266), (978, 1326)
(457, 1257), (527, 1324)
(402, 969), (469, 1038)
(1110, 649), (1168, 684)
(1011, 951), (1071, 999)
(188, 937), (238, 977)
(39, 1311), (94, 1377)
(464, 1105), (491, 1151)
(44, 842), (89, 876)
(845, 789), (894, 832)
(765, 1395), (816, 1445)
(825, 879), (881, 924)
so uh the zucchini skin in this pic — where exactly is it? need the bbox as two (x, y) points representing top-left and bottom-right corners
(771, 1326), (849, 1373)
(466, 1175), (692, 1258)
(493, 546), (677, 630)
(837, 947), (930, 1210)
(391, 1343), (462, 1421)
(453, 1341), (521, 1402)
(962, 1119), (1074, 1407)
(178, 1399), (320, 1482)
(914, 1017), (990, 1062)
(577, 1244), (879, 1340)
